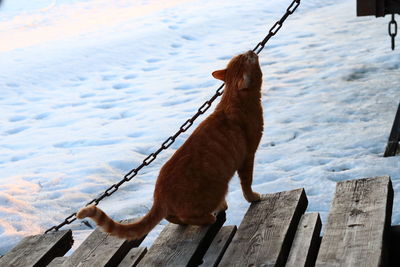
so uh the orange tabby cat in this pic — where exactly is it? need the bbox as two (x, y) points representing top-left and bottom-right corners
(77, 50), (263, 240)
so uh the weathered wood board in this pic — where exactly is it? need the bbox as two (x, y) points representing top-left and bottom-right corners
(200, 225), (237, 267)
(218, 188), (308, 267)
(61, 219), (144, 267)
(2, 177), (398, 266)
(315, 176), (393, 267)
(286, 212), (321, 267)
(137, 211), (226, 267)
(0, 230), (73, 267)
(118, 247), (147, 267)
(47, 256), (67, 267)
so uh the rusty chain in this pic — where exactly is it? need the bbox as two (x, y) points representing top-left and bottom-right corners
(45, 0), (301, 233)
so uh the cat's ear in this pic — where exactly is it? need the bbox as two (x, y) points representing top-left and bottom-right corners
(212, 69), (226, 81)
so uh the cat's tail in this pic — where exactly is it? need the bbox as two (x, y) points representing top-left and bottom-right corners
(76, 202), (166, 240)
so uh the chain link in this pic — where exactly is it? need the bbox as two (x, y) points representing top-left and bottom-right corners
(44, 0), (301, 234)
(389, 14), (397, 50)
(253, 0), (300, 54)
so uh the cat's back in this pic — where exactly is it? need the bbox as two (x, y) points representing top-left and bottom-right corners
(160, 109), (247, 177)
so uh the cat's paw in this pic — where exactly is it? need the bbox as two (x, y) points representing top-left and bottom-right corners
(245, 192), (261, 203)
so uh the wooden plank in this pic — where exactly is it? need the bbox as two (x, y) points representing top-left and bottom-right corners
(384, 102), (400, 157)
(61, 219), (144, 267)
(0, 230), (73, 267)
(219, 188), (308, 267)
(286, 212), (322, 267)
(200, 225), (237, 267)
(315, 176), (393, 267)
(47, 257), (67, 267)
(118, 247), (147, 267)
(73, 235), (142, 267)
(137, 211), (226, 267)
(60, 228), (105, 267)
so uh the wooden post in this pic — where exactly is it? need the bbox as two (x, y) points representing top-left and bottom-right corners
(384, 102), (400, 157)
(0, 230), (73, 267)
(315, 176), (393, 267)
(357, 0), (385, 17)
(218, 188), (308, 267)
(386, 0), (400, 14)
(357, 0), (400, 16)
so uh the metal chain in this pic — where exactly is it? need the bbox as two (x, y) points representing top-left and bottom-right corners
(389, 14), (397, 50)
(253, 0), (300, 54)
(44, 0), (301, 234)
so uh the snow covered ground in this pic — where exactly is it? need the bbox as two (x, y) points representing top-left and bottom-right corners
(0, 0), (399, 255)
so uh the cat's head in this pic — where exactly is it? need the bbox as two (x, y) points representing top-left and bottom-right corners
(212, 50), (262, 91)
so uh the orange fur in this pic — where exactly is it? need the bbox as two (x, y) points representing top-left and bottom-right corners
(77, 50), (263, 240)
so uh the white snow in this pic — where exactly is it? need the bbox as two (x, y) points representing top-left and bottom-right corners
(0, 0), (399, 256)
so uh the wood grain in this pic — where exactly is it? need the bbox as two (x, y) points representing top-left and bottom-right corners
(200, 225), (237, 267)
(218, 188), (308, 267)
(286, 212), (321, 267)
(47, 257), (67, 267)
(61, 219), (144, 267)
(0, 230), (73, 267)
(315, 176), (393, 267)
(118, 247), (147, 267)
(138, 211), (226, 267)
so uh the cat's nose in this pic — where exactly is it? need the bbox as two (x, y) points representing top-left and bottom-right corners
(245, 50), (258, 63)
(246, 50), (257, 57)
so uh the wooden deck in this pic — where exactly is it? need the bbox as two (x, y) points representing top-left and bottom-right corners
(1, 176), (398, 267)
